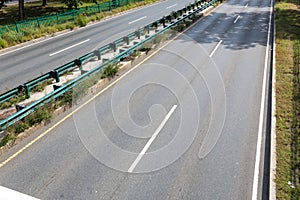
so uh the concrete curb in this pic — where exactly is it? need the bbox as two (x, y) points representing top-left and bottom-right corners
(269, 5), (276, 200)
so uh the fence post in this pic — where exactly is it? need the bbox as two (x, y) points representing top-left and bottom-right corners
(56, 13), (59, 24)
(98, 4), (101, 13)
(15, 22), (19, 32)
(73, 10), (76, 22)
(36, 18), (40, 29)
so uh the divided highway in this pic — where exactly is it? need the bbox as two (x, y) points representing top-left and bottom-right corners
(0, 0), (273, 199)
(0, 0), (194, 93)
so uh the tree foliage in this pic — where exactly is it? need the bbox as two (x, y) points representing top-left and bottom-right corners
(61, 0), (83, 9)
(0, 0), (8, 10)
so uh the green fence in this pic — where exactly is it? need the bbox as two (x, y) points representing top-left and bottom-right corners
(0, 0), (144, 37)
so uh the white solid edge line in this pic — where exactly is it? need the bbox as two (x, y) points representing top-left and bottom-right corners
(49, 39), (90, 56)
(251, 0), (273, 199)
(128, 16), (147, 24)
(234, 15), (240, 23)
(245, 3), (248, 8)
(209, 40), (222, 57)
(128, 105), (178, 173)
(0, 186), (39, 200)
(166, 3), (177, 9)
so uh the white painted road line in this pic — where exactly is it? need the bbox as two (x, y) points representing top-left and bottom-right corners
(245, 3), (248, 8)
(251, 0), (273, 199)
(128, 16), (147, 24)
(209, 40), (222, 57)
(0, 186), (39, 199)
(128, 105), (178, 173)
(166, 3), (177, 9)
(234, 15), (240, 23)
(49, 39), (90, 57)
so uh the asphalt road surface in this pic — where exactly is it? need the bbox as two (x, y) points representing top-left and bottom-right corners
(0, 0), (273, 199)
(0, 0), (194, 93)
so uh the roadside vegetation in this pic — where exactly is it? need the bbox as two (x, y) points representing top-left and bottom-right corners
(275, 0), (300, 199)
(0, 0), (159, 49)
(0, 0), (106, 24)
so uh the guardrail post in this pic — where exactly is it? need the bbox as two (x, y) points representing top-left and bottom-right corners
(161, 18), (166, 28)
(110, 42), (117, 52)
(75, 59), (83, 70)
(16, 104), (26, 112)
(153, 22), (158, 29)
(176, 11), (180, 19)
(17, 85), (23, 93)
(24, 84), (30, 98)
(166, 15), (172, 23)
(144, 26), (149, 34)
(94, 50), (101, 60)
(50, 70), (60, 83)
(53, 84), (61, 91)
(123, 36), (129, 45)
(135, 30), (140, 39)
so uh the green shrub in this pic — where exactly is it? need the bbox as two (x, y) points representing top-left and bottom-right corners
(95, 13), (105, 20)
(101, 64), (119, 79)
(75, 14), (89, 27)
(59, 90), (73, 107)
(0, 38), (8, 49)
(2, 30), (24, 44)
(139, 43), (153, 54)
(90, 15), (97, 22)
(0, 134), (16, 147)
(13, 122), (30, 134)
(22, 27), (36, 37)
(65, 22), (75, 30)
(131, 50), (141, 57)
(0, 93), (27, 110)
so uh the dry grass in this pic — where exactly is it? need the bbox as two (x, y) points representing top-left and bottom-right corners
(275, 1), (300, 199)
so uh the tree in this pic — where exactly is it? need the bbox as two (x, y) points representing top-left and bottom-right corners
(42, 0), (47, 6)
(0, 0), (8, 10)
(61, 0), (83, 9)
(19, 0), (24, 20)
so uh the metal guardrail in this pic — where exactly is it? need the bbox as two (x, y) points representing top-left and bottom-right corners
(0, 0), (218, 130)
(0, 0), (144, 37)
